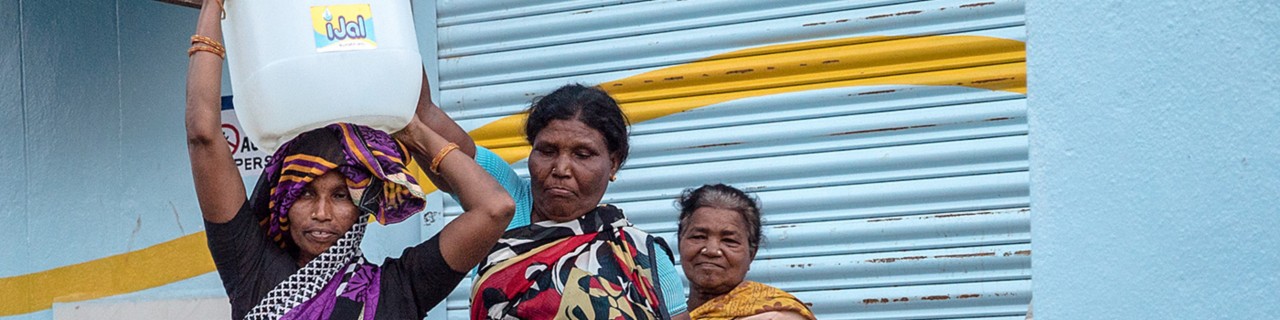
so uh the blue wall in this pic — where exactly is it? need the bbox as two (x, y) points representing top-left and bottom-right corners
(0, 0), (26, 271)
(1, 2), (225, 319)
(0, 0), (196, 275)
(0, 1), (441, 318)
(1028, 1), (1280, 318)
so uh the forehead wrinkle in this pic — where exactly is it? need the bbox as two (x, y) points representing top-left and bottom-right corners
(535, 137), (601, 150)
(688, 225), (713, 234)
(308, 172), (349, 192)
(688, 221), (743, 236)
(537, 121), (605, 144)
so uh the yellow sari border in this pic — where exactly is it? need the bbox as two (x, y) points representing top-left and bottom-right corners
(690, 281), (816, 320)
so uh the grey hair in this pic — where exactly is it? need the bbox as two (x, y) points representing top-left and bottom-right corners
(675, 184), (763, 253)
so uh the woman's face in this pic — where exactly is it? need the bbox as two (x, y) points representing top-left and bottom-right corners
(680, 207), (755, 296)
(287, 171), (361, 265)
(528, 119), (619, 222)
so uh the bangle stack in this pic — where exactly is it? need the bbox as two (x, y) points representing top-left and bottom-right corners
(188, 34), (225, 59)
(429, 143), (460, 175)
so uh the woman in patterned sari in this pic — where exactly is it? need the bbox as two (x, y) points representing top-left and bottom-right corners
(418, 84), (690, 319)
(677, 184), (816, 320)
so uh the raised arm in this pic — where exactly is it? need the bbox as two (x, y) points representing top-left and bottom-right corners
(185, 0), (245, 223)
(395, 117), (514, 272)
(404, 70), (476, 194)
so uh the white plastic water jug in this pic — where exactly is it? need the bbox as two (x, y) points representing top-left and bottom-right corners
(222, 0), (421, 152)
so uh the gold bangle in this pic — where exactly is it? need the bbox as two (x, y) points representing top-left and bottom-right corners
(188, 45), (226, 59)
(429, 143), (460, 175)
(188, 42), (225, 54)
(190, 35), (225, 52)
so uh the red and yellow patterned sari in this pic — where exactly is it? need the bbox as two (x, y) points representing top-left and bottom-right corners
(471, 205), (675, 320)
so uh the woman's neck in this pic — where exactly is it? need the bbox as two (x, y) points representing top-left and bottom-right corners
(531, 209), (547, 223)
(687, 285), (729, 312)
(531, 206), (587, 223)
(291, 248), (314, 268)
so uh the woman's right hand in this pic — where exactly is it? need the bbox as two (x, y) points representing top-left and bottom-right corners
(185, 0), (244, 224)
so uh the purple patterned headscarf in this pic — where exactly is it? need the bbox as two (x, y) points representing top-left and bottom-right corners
(249, 123), (427, 248)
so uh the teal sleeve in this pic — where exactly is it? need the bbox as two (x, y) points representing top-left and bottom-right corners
(472, 146), (532, 230)
(465, 146), (533, 277)
(655, 245), (688, 315)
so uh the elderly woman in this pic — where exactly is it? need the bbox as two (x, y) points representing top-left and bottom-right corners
(421, 84), (689, 319)
(185, 1), (513, 319)
(677, 184), (815, 320)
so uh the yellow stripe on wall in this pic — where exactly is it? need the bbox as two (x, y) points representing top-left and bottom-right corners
(0, 232), (214, 316)
(0, 34), (1024, 316)
(472, 35), (1025, 161)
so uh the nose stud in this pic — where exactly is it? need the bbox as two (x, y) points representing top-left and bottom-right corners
(552, 166), (569, 175)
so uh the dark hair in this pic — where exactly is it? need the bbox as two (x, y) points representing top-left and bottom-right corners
(524, 84), (630, 165)
(676, 184), (764, 253)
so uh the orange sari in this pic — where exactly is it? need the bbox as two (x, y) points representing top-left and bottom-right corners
(690, 281), (816, 320)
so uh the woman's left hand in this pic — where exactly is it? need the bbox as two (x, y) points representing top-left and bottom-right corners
(394, 116), (515, 272)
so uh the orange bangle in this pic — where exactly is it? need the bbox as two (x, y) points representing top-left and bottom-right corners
(190, 35), (225, 52)
(188, 45), (225, 59)
(429, 143), (460, 174)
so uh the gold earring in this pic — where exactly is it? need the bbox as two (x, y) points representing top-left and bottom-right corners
(610, 174), (617, 182)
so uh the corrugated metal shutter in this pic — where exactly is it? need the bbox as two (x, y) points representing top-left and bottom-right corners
(433, 1), (1029, 319)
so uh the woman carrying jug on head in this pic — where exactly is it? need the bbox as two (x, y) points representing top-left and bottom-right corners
(185, 1), (514, 319)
